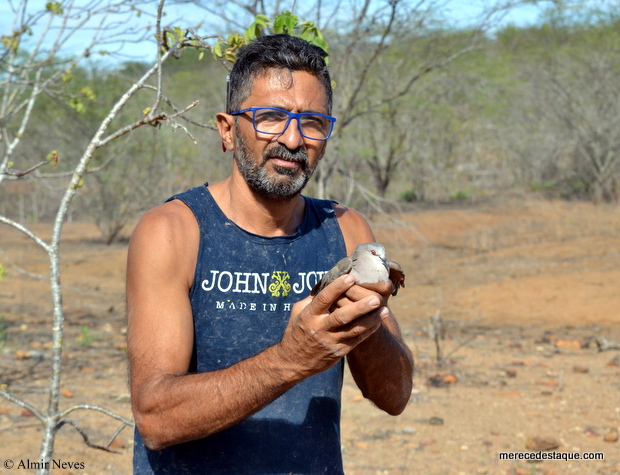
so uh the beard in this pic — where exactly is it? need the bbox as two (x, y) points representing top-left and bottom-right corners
(233, 132), (321, 201)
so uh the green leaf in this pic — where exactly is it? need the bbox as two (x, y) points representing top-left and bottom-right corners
(309, 36), (329, 53)
(165, 27), (184, 48)
(45, 2), (64, 15)
(273, 11), (298, 35)
(227, 33), (243, 48)
(243, 14), (271, 42)
(213, 39), (223, 59)
(299, 21), (328, 54)
(243, 28), (255, 43)
(225, 48), (236, 63)
(46, 150), (60, 166)
(80, 86), (96, 102)
(1, 34), (19, 53)
(299, 21), (322, 38)
(69, 97), (85, 113)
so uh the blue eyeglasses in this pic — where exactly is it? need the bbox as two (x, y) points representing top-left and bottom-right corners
(230, 107), (336, 141)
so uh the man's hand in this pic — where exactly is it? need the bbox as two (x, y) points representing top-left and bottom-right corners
(303, 274), (413, 416)
(334, 280), (393, 310)
(277, 275), (390, 378)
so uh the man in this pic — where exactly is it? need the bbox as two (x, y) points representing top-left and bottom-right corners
(127, 34), (413, 474)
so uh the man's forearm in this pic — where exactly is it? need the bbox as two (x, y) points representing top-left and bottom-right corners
(347, 310), (414, 415)
(133, 342), (303, 451)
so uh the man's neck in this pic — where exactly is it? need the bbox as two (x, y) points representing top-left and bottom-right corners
(207, 176), (306, 237)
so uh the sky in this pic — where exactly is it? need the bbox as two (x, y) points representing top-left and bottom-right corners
(0, 0), (562, 66)
(448, 0), (543, 27)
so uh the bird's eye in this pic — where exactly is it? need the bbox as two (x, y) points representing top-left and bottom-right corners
(371, 250), (377, 255)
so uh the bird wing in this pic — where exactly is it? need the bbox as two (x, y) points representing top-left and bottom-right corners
(388, 260), (406, 296)
(310, 256), (353, 296)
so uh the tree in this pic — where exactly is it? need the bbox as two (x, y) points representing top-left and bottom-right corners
(0, 1), (223, 471)
(489, 4), (620, 202)
(344, 38), (478, 201)
(529, 18), (620, 202)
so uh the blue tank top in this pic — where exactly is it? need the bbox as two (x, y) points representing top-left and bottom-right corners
(133, 185), (348, 474)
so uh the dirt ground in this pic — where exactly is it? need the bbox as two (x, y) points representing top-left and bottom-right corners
(0, 194), (619, 474)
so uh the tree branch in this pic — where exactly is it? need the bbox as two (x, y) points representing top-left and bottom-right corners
(0, 246), (46, 280)
(55, 419), (127, 453)
(0, 388), (46, 422)
(97, 100), (200, 148)
(58, 403), (134, 426)
(0, 216), (51, 254)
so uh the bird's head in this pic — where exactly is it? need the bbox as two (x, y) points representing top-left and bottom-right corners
(353, 242), (388, 268)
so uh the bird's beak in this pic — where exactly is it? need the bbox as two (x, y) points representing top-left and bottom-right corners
(380, 256), (389, 271)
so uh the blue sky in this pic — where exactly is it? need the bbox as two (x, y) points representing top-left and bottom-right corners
(0, 1), (567, 65)
(447, 0), (543, 27)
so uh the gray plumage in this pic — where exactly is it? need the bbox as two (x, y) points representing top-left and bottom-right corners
(311, 242), (405, 297)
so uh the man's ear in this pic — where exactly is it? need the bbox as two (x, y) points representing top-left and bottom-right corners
(216, 112), (235, 152)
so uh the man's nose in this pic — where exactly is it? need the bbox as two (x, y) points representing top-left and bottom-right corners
(277, 117), (305, 149)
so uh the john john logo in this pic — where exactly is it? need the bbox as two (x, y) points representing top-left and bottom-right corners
(269, 271), (291, 297)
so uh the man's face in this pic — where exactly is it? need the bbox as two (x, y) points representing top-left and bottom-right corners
(232, 69), (330, 201)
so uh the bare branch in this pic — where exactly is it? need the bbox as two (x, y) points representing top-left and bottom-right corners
(0, 247), (46, 280)
(55, 419), (122, 453)
(106, 421), (134, 447)
(338, 0), (398, 122)
(58, 403), (134, 426)
(339, 40), (479, 131)
(1, 161), (49, 178)
(0, 388), (46, 422)
(0, 216), (51, 253)
(98, 100), (200, 148)
(0, 69), (44, 187)
(151, 0), (167, 117)
(139, 86), (216, 129)
(1, 151), (60, 178)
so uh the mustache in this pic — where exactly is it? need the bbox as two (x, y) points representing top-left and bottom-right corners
(263, 145), (308, 165)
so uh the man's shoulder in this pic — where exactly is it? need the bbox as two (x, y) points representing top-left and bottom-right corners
(126, 199), (199, 293)
(142, 199), (196, 227)
(130, 200), (198, 252)
(332, 203), (368, 226)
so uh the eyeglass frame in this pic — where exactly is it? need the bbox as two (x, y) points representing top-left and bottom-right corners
(229, 106), (337, 142)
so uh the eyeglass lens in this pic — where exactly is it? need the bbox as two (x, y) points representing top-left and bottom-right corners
(253, 109), (332, 140)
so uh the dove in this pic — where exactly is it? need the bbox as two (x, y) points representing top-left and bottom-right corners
(311, 242), (405, 297)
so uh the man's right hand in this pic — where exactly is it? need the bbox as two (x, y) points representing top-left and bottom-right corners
(276, 274), (389, 378)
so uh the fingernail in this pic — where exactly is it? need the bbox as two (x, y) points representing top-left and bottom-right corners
(369, 297), (381, 307)
(344, 275), (356, 285)
(380, 307), (389, 318)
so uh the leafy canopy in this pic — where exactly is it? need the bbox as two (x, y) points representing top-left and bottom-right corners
(213, 11), (329, 65)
